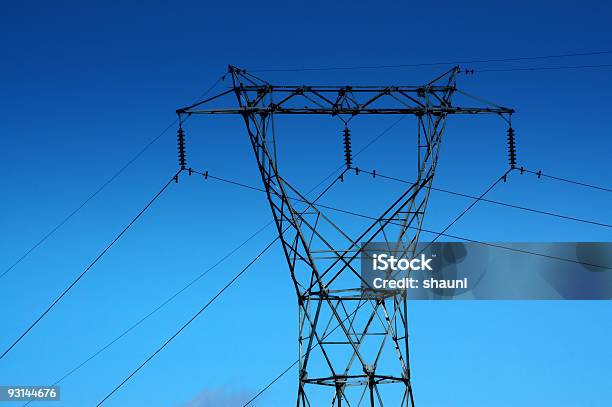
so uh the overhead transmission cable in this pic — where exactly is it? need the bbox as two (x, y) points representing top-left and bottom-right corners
(202, 169), (612, 230)
(0, 121), (175, 282)
(476, 63), (612, 73)
(96, 235), (280, 407)
(249, 50), (612, 72)
(519, 167), (612, 194)
(193, 169), (612, 271)
(0, 76), (224, 282)
(355, 168), (612, 229)
(23, 223), (273, 406)
(419, 169), (512, 250)
(0, 169), (182, 361)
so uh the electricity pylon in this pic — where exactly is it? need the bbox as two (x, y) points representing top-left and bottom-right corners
(177, 66), (514, 406)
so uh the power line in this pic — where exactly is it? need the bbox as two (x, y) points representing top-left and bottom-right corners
(319, 202), (612, 270)
(244, 364), (296, 406)
(249, 50), (612, 72)
(23, 222), (274, 405)
(1, 76), (224, 282)
(204, 168), (612, 230)
(520, 167), (612, 193)
(196, 169), (612, 271)
(0, 170), (182, 361)
(96, 234), (280, 407)
(474, 64), (612, 73)
(420, 169), (512, 250)
(356, 168), (612, 229)
(477, 63), (612, 73)
(0, 122), (176, 282)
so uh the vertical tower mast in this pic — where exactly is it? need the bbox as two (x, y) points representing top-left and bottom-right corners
(178, 66), (514, 406)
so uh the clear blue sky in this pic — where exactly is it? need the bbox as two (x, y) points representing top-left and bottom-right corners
(1, 1), (611, 406)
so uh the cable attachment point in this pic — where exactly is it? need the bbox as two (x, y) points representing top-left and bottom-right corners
(177, 121), (187, 170)
(506, 127), (517, 169)
(343, 126), (353, 169)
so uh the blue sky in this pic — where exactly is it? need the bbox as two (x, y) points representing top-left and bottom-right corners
(1, 1), (611, 406)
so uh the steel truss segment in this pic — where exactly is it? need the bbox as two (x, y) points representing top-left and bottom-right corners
(179, 66), (513, 406)
(184, 107), (512, 115)
(177, 65), (514, 122)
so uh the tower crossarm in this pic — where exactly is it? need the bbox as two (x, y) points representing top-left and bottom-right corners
(179, 106), (513, 115)
(177, 65), (514, 120)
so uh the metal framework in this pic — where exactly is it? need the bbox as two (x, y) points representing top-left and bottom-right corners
(177, 66), (514, 406)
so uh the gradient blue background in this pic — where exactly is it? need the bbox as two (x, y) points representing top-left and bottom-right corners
(1, 1), (611, 406)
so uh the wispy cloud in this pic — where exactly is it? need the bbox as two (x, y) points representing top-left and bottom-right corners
(180, 386), (255, 407)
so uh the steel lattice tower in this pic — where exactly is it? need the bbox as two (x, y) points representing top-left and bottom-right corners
(177, 66), (514, 406)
